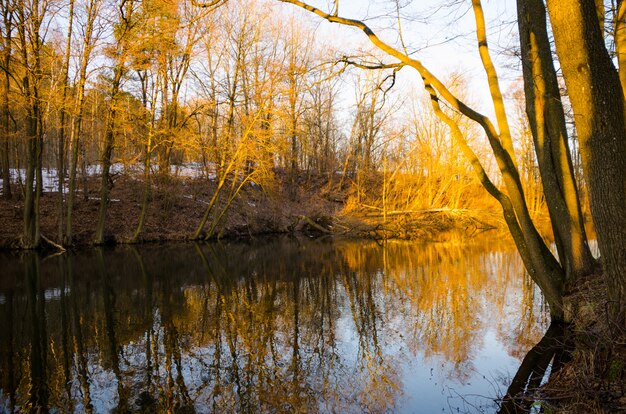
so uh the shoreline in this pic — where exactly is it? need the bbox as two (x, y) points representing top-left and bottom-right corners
(0, 174), (503, 250)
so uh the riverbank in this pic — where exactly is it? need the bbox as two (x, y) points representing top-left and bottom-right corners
(0, 172), (503, 249)
(540, 273), (626, 413)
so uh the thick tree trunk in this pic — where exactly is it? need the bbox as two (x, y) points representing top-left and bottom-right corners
(517, 0), (595, 283)
(546, 0), (626, 324)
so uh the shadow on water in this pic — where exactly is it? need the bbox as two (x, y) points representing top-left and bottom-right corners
(497, 322), (572, 414)
(0, 236), (553, 413)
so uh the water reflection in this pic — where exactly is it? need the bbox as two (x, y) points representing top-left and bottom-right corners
(498, 323), (571, 414)
(0, 236), (548, 413)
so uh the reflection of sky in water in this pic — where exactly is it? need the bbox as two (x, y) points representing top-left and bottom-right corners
(0, 236), (549, 413)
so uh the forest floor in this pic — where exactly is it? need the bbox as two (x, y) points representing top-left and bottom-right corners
(0, 171), (503, 249)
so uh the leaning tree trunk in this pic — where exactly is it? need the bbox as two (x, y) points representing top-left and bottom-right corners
(546, 0), (626, 325)
(277, 0), (571, 320)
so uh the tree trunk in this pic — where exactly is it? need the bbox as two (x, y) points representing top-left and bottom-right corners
(57, 0), (75, 243)
(546, 0), (626, 324)
(1, 3), (12, 200)
(517, 0), (595, 283)
(95, 0), (133, 244)
(17, 0), (43, 248)
(95, 61), (124, 244)
(65, 0), (97, 245)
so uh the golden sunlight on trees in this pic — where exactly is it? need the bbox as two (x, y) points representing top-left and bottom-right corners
(1, 0), (625, 326)
(276, 0), (626, 327)
(0, 0), (518, 250)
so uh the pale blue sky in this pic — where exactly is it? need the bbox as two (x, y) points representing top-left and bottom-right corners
(275, 0), (521, 119)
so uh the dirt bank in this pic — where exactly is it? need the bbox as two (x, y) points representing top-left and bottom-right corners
(0, 173), (501, 249)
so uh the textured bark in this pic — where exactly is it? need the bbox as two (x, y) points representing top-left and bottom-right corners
(517, 0), (595, 282)
(547, 0), (626, 324)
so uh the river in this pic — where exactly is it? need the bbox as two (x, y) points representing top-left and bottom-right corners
(0, 234), (550, 413)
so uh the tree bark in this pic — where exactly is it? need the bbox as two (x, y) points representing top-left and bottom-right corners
(546, 0), (626, 324)
(517, 0), (595, 282)
(17, 0), (43, 248)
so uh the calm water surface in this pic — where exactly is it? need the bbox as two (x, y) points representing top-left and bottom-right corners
(0, 235), (549, 413)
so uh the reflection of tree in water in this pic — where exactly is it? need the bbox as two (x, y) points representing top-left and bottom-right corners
(0, 236), (546, 412)
(498, 322), (571, 414)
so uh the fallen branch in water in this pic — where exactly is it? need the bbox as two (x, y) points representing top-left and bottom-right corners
(297, 215), (333, 234)
(41, 234), (66, 252)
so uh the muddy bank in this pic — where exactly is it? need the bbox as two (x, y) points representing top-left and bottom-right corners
(0, 174), (501, 249)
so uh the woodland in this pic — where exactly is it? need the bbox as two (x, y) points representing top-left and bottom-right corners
(1, 0), (626, 411)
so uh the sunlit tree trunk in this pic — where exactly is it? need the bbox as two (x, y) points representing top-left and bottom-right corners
(546, 0), (626, 324)
(517, 0), (595, 282)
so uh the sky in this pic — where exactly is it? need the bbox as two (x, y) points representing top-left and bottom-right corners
(273, 0), (522, 120)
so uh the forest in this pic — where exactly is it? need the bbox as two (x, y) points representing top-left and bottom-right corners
(0, 0), (545, 250)
(1, 0), (626, 411)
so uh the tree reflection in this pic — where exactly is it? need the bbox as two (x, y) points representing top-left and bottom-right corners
(0, 236), (547, 412)
(498, 323), (571, 414)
